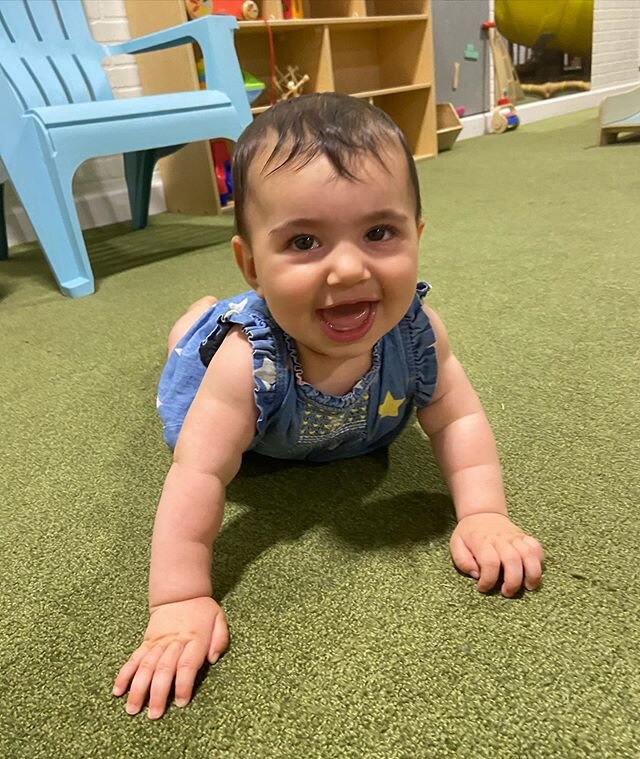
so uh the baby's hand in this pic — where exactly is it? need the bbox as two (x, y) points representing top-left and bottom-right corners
(112, 596), (228, 719)
(449, 513), (544, 597)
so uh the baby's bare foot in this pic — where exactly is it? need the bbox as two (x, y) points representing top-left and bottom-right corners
(168, 296), (219, 354)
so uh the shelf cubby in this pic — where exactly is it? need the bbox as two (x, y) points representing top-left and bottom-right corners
(373, 87), (434, 159)
(236, 25), (333, 108)
(330, 20), (429, 95)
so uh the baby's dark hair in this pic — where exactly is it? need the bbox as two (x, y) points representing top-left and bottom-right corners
(231, 92), (422, 241)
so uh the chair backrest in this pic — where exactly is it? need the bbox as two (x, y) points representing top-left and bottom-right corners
(0, 0), (112, 110)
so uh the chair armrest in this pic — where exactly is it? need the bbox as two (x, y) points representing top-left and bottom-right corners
(107, 15), (237, 56)
(106, 15), (251, 126)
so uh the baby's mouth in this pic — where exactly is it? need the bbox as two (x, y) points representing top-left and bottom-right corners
(318, 302), (373, 331)
(316, 301), (377, 342)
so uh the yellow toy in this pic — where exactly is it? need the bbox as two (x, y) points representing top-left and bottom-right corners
(496, 0), (593, 60)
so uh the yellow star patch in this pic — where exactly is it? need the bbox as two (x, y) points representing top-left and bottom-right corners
(378, 391), (405, 418)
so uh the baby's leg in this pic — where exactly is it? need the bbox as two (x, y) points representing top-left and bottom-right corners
(167, 296), (218, 355)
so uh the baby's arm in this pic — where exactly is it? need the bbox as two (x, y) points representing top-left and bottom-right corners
(417, 307), (543, 597)
(113, 327), (257, 718)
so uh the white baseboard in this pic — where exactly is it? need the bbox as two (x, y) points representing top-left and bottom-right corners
(4, 177), (166, 248)
(458, 82), (640, 141)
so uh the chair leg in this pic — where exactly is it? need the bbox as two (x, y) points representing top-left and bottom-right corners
(124, 145), (184, 230)
(8, 160), (94, 297)
(0, 183), (8, 261)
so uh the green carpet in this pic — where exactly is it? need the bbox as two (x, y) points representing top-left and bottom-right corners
(1, 110), (638, 758)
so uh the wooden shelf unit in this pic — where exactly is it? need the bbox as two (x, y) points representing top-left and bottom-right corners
(124, 0), (436, 215)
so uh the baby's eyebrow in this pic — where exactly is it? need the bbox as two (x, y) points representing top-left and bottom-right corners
(269, 218), (318, 236)
(359, 209), (411, 225)
(269, 209), (410, 236)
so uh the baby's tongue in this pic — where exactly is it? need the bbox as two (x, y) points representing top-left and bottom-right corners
(320, 302), (370, 332)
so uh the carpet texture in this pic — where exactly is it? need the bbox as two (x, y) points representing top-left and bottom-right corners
(1, 110), (638, 758)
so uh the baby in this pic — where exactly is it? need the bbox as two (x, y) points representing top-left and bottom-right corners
(113, 93), (543, 719)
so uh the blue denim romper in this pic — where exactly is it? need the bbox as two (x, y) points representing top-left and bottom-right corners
(157, 283), (438, 463)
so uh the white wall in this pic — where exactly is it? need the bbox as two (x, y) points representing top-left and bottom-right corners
(3, 0), (166, 248)
(592, 0), (640, 89)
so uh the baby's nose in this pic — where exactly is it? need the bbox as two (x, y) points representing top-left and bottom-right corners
(325, 244), (371, 287)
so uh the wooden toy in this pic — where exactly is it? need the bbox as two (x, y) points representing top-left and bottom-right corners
(521, 81), (590, 99)
(490, 98), (519, 134)
(275, 66), (310, 100)
(482, 20), (523, 105)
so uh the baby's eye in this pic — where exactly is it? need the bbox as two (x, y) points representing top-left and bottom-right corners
(365, 225), (395, 243)
(290, 235), (319, 252)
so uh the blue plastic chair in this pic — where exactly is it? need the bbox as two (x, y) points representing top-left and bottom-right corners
(0, 0), (251, 297)
(0, 161), (8, 262)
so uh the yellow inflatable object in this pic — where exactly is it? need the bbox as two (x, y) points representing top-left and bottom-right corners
(495, 0), (594, 59)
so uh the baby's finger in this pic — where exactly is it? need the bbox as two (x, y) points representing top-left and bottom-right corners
(174, 640), (207, 708)
(125, 644), (167, 716)
(147, 641), (184, 720)
(514, 536), (544, 590)
(113, 645), (149, 697)
(498, 543), (524, 597)
(475, 544), (501, 593)
(207, 608), (229, 664)
(449, 533), (480, 580)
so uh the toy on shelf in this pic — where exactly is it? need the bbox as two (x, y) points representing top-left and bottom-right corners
(185, 0), (259, 21)
(490, 97), (519, 134)
(282, 0), (303, 19)
(275, 66), (310, 100)
(196, 55), (265, 104)
(211, 140), (233, 205)
(243, 70), (266, 104)
(196, 56), (206, 89)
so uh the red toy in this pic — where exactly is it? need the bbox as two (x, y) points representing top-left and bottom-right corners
(211, 141), (233, 206)
(185, 0), (259, 21)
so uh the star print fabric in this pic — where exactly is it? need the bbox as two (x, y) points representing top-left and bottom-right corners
(157, 285), (437, 461)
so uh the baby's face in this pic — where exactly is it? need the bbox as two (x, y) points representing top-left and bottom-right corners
(233, 142), (423, 374)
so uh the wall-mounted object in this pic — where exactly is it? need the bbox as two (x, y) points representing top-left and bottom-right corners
(464, 43), (479, 61)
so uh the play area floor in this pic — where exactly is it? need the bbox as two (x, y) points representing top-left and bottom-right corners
(1, 110), (638, 758)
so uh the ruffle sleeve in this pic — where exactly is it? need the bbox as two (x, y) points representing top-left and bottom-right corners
(403, 282), (438, 407)
(198, 296), (286, 436)
(157, 293), (285, 449)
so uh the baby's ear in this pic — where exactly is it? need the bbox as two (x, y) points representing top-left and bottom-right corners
(232, 235), (262, 295)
